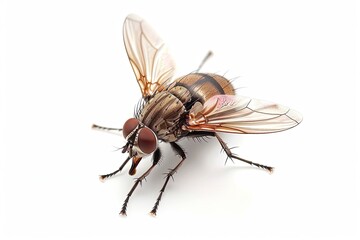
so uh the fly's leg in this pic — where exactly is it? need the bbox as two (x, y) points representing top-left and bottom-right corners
(99, 156), (131, 181)
(215, 133), (274, 173)
(92, 124), (122, 135)
(150, 142), (186, 216)
(99, 142), (131, 181)
(120, 148), (161, 216)
(196, 51), (213, 72)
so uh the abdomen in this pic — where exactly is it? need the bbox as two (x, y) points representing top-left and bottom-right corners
(172, 73), (235, 103)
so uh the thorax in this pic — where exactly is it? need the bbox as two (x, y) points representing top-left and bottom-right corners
(138, 91), (187, 142)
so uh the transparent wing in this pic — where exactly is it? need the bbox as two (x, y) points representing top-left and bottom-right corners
(186, 95), (302, 134)
(123, 14), (176, 98)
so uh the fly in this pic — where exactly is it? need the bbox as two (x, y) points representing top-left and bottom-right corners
(92, 14), (302, 216)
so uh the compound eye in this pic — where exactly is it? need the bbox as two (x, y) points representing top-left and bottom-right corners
(122, 118), (139, 138)
(138, 127), (157, 154)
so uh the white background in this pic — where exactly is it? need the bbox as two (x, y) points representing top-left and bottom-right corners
(1, 0), (359, 239)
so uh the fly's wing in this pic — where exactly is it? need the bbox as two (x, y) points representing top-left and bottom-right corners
(186, 95), (302, 134)
(123, 14), (176, 98)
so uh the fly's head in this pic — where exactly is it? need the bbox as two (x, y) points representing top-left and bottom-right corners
(122, 118), (158, 175)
